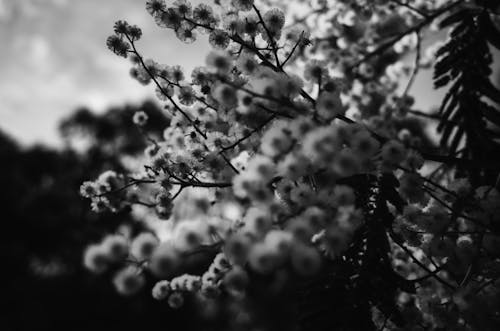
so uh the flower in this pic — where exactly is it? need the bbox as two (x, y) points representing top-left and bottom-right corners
(168, 291), (185, 308)
(248, 242), (277, 274)
(231, 0), (254, 12)
(176, 22), (197, 43)
(106, 35), (129, 58)
(155, 8), (183, 29)
(213, 84), (238, 108)
(152, 280), (171, 300)
(80, 181), (97, 198)
(243, 206), (273, 236)
(146, 0), (166, 16)
(206, 51), (233, 74)
(236, 53), (259, 75)
(149, 242), (180, 277)
(83, 244), (109, 274)
(113, 20), (130, 35)
(304, 60), (327, 81)
(113, 266), (145, 296)
(209, 29), (230, 49)
(316, 91), (344, 119)
(224, 266), (249, 296)
(172, 0), (192, 17)
(225, 233), (252, 266)
(191, 66), (211, 85)
(193, 3), (215, 25)
(381, 140), (406, 165)
(133, 111), (149, 126)
(131, 233), (159, 261)
(263, 8), (285, 33)
(241, 13), (260, 36)
(178, 85), (197, 105)
(127, 25), (143, 41)
(260, 122), (293, 157)
(102, 234), (129, 262)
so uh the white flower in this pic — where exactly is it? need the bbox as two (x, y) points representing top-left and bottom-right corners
(244, 206), (273, 236)
(101, 235), (129, 262)
(213, 83), (238, 108)
(149, 242), (180, 278)
(263, 8), (285, 32)
(223, 266), (249, 297)
(206, 51), (233, 73)
(133, 111), (148, 126)
(130, 233), (159, 261)
(248, 242), (277, 274)
(152, 280), (171, 300)
(167, 291), (185, 309)
(260, 122), (293, 157)
(113, 266), (145, 296)
(277, 152), (310, 180)
(231, 0), (254, 12)
(381, 140), (406, 165)
(316, 91), (344, 120)
(83, 244), (109, 274)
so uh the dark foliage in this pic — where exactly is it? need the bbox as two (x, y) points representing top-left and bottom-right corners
(0, 102), (200, 331)
(434, 4), (500, 184)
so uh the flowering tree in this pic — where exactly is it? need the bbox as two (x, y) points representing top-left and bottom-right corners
(82, 0), (500, 330)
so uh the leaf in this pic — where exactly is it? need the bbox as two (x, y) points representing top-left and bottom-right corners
(480, 13), (500, 50)
(481, 102), (500, 127)
(439, 9), (470, 29)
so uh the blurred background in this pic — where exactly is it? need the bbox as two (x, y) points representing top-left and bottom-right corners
(0, 0), (208, 146)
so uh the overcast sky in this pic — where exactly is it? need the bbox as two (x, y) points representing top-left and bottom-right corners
(0, 0), (209, 146)
(1, 0), (480, 147)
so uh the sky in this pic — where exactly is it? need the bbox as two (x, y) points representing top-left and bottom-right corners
(2, 0), (493, 148)
(0, 0), (209, 146)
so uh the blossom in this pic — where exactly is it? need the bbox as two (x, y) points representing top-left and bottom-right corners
(304, 60), (327, 81)
(149, 242), (180, 277)
(209, 29), (230, 49)
(316, 91), (344, 119)
(243, 206), (273, 236)
(102, 234), (129, 262)
(176, 23), (197, 43)
(113, 266), (145, 296)
(83, 244), (109, 274)
(263, 8), (285, 33)
(224, 266), (249, 296)
(225, 233), (252, 266)
(206, 51), (233, 74)
(260, 122), (293, 157)
(79, 181), (97, 198)
(248, 242), (277, 274)
(106, 35), (129, 58)
(131, 233), (159, 261)
(132, 111), (148, 126)
(213, 84), (238, 108)
(146, 0), (166, 17)
(277, 152), (310, 180)
(157, 8), (184, 29)
(178, 85), (197, 105)
(172, 0), (193, 17)
(152, 280), (171, 300)
(168, 292), (185, 309)
(231, 0), (254, 12)
(193, 3), (215, 25)
(381, 140), (407, 165)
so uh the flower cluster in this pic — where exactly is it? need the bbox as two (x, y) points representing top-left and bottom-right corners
(83, 0), (500, 329)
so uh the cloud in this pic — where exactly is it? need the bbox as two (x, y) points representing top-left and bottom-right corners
(0, 0), (210, 146)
